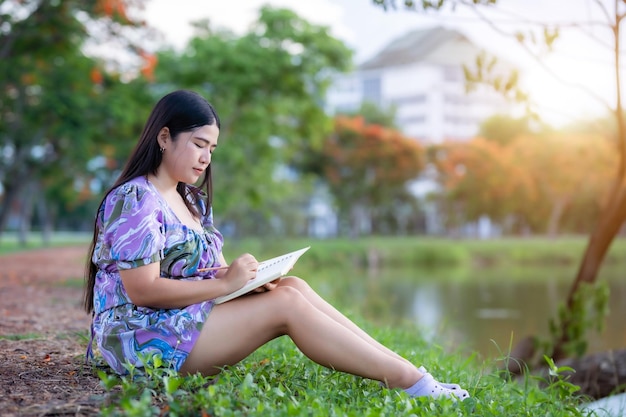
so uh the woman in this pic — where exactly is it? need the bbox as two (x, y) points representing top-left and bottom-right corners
(83, 89), (469, 400)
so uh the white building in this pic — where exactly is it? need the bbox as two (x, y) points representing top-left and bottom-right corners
(325, 26), (511, 144)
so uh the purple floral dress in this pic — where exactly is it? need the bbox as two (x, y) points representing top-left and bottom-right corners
(89, 176), (224, 374)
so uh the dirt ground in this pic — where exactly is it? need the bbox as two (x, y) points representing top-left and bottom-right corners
(0, 246), (105, 417)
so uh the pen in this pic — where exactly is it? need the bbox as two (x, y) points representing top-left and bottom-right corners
(197, 265), (229, 272)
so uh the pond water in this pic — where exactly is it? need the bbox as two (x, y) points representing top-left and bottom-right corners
(311, 264), (626, 359)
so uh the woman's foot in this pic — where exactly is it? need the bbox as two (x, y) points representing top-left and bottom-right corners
(404, 371), (470, 400)
(418, 366), (463, 391)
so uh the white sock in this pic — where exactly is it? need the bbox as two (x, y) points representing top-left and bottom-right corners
(418, 366), (463, 391)
(404, 374), (449, 398)
(404, 373), (470, 400)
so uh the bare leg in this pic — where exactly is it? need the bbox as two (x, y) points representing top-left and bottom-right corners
(279, 278), (468, 396)
(276, 277), (415, 366)
(179, 285), (421, 389)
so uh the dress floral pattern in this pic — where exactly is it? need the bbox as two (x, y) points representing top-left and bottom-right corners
(89, 176), (224, 374)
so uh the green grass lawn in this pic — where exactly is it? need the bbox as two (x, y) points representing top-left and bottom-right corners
(0, 232), (91, 255)
(221, 235), (626, 271)
(95, 321), (592, 416)
(4, 232), (625, 269)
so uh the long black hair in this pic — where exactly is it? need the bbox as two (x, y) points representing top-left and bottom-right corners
(83, 90), (221, 313)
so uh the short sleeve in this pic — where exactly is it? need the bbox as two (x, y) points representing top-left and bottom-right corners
(102, 183), (166, 270)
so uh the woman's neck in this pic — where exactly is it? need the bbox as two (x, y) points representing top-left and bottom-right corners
(147, 173), (178, 196)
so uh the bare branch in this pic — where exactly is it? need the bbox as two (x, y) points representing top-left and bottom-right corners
(457, 0), (613, 114)
(591, 0), (613, 24)
(0, 32), (17, 60)
(457, 0), (615, 52)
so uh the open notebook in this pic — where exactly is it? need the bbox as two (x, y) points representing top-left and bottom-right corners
(214, 246), (311, 304)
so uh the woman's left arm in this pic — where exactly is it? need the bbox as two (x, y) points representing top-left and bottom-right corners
(213, 252), (229, 278)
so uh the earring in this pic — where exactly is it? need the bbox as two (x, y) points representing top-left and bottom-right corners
(159, 147), (165, 153)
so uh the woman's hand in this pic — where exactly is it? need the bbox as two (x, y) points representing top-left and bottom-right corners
(253, 278), (281, 293)
(221, 253), (258, 294)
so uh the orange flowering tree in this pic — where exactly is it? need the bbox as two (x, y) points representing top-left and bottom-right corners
(431, 137), (536, 233)
(511, 132), (617, 236)
(431, 132), (617, 236)
(320, 116), (425, 235)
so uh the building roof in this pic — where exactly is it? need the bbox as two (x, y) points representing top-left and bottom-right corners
(359, 26), (483, 70)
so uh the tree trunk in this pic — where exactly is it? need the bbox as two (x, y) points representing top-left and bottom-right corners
(551, 7), (626, 360)
(36, 187), (53, 245)
(570, 182), (626, 295)
(0, 181), (20, 240)
(552, 181), (626, 360)
(546, 197), (568, 238)
(18, 182), (35, 246)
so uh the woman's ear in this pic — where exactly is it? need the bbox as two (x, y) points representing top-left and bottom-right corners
(157, 127), (170, 150)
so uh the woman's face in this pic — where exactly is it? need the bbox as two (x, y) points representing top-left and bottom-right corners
(161, 124), (219, 185)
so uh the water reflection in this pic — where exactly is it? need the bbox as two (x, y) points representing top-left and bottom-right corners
(313, 264), (626, 359)
(428, 278), (566, 358)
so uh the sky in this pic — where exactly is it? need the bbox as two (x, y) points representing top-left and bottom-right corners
(140, 0), (620, 127)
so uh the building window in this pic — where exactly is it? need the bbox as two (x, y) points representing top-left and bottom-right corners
(362, 77), (381, 104)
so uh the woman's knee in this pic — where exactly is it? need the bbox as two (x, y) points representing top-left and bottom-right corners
(267, 284), (310, 311)
(278, 276), (310, 293)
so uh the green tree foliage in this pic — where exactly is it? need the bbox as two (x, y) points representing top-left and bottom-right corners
(0, 0), (150, 240)
(151, 7), (352, 233)
(337, 101), (399, 129)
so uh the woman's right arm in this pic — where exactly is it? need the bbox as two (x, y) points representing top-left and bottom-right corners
(120, 253), (258, 309)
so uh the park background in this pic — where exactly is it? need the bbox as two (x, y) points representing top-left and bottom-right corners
(2, 0), (626, 415)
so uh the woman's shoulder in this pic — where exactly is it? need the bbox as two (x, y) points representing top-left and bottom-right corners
(111, 176), (152, 194)
(105, 177), (158, 206)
